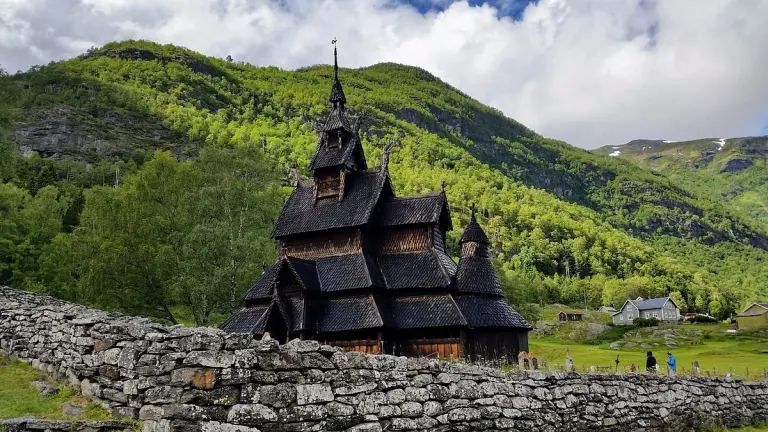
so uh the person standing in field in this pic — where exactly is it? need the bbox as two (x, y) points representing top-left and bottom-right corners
(666, 352), (677, 375)
(646, 351), (657, 373)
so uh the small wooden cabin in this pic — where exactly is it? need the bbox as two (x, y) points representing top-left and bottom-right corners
(558, 309), (584, 322)
(736, 303), (768, 329)
(220, 45), (531, 362)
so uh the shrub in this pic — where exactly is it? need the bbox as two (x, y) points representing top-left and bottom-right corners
(689, 315), (718, 324)
(633, 317), (660, 327)
(584, 324), (635, 345)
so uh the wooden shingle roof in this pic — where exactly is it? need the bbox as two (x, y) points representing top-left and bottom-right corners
(329, 79), (346, 105)
(273, 169), (391, 238)
(378, 192), (452, 230)
(460, 210), (490, 244)
(378, 250), (453, 290)
(219, 305), (270, 334)
(307, 130), (366, 171)
(315, 252), (383, 292)
(244, 261), (281, 300)
(380, 295), (467, 329)
(243, 258), (319, 300)
(320, 106), (352, 132)
(455, 256), (503, 295)
(455, 296), (532, 329)
(314, 295), (383, 333)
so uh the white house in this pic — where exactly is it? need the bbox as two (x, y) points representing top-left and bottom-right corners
(612, 297), (681, 325)
(598, 305), (617, 314)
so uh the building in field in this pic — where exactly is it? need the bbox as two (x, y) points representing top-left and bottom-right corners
(736, 303), (768, 329)
(558, 309), (584, 322)
(598, 305), (616, 314)
(219, 45), (531, 361)
(612, 297), (681, 325)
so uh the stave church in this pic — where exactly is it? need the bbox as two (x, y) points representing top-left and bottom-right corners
(220, 44), (531, 362)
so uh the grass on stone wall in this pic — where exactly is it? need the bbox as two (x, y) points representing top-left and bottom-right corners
(0, 355), (111, 420)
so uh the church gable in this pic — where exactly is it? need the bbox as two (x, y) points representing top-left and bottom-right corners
(272, 169), (389, 238)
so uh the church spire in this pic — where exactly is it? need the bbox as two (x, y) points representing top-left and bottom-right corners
(334, 38), (339, 81)
(307, 38), (367, 174)
(460, 203), (490, 248)
(329, 38), (346, 107)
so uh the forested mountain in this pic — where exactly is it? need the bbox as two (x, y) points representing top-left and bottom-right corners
(1, 40), (766, 325)
(595, 136), (768, 232)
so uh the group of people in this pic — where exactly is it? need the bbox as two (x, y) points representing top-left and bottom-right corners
(641, 350), (677, 374)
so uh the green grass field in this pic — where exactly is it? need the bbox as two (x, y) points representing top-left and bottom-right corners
(530, 307), (768, 379)
(530, 338), (768, 378)
(0, 356), (112, 420)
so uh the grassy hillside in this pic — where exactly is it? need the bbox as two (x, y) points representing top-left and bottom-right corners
(1, 40), (767, 323)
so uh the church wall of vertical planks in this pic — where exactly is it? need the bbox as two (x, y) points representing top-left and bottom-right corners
(220, 43), (531, 362)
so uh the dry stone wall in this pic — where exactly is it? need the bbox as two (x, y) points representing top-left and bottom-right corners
(1, 287), (767, 432)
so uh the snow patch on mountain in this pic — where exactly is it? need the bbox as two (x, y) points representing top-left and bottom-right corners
(713, 138), (726, 151)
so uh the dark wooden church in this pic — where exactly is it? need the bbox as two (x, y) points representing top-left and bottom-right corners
(220, 45), (531, 361)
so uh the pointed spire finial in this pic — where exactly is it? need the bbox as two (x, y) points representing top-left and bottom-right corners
(470, 203), (477, 222)
(332, 38), (338, 81)
(328, 38), (346, 106)
(441, 180), (447, 192)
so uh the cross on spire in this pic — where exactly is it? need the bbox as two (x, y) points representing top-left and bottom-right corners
(470, 202), (477, 222)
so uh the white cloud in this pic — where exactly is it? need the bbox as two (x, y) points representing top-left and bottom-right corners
(0, 0), (767, 148)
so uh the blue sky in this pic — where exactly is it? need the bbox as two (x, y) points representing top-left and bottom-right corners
(1, 0), (767, 148)
(400, 0), (536, 19)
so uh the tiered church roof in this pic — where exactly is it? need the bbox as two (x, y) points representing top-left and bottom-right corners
(221, 43), (531, 356)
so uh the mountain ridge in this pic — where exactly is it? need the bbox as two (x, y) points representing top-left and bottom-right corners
(1, 40), (766, 321)
(595, 135), (768, 232)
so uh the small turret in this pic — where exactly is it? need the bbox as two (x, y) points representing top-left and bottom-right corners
(455, 204), (502, 295)
(459, 203), (490, 259)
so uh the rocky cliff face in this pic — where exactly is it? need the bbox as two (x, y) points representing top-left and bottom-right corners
(2, 287), (767, 432)
(13, 104), (195, 162)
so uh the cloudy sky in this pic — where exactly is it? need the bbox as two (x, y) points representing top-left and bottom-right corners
(1, 0), (767, 148)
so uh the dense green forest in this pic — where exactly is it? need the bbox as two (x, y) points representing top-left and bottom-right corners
(1, 40), (766, 325)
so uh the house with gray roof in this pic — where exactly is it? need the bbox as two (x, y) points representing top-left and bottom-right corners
(612, 297), (681, 325)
